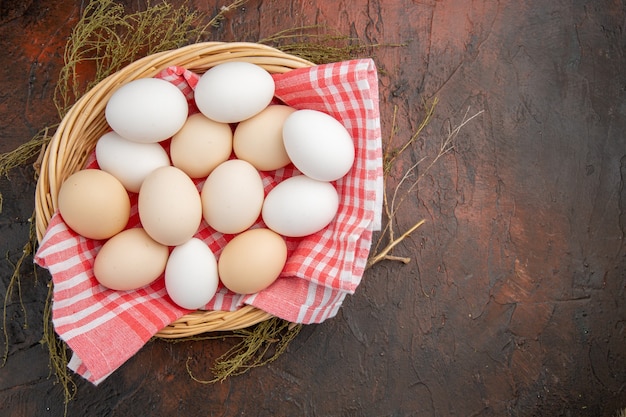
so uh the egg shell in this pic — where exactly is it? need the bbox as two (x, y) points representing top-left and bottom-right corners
(218, 228), (287, 295)
(105, 77), (188, 143)
(262, 175), (339, 237)
(194, 61), (275, 123)
(170, 113), (233, 178)
(93, 228), (169, 291)
(58, 169), (131, 240)
(283, 109), (355, 181)
(138, 166), (202, 246)
(233, 105), (295, 171)
(200, 159), (265, 234)
(165, 238), (219, 309)
(95, 131), (171, 193)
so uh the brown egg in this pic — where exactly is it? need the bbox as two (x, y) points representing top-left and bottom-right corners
(138, 166), (202, 246)
(218, 228), (287, 294)
(233, 104), (295, 171)
(57, 169), (131, 240)
(200, 159), (264, 234)
(170, 113), (233, 178)
(94, 228), (169, 291)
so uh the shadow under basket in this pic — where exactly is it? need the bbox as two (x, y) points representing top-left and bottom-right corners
(34, 42), (315, 339)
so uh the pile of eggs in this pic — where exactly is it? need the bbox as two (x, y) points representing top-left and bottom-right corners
(57, 61), (355, 310)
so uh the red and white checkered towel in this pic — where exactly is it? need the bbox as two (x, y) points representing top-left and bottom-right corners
(34, 58), (383, 384)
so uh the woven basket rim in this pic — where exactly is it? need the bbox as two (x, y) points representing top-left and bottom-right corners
(35, 42), (315, 338)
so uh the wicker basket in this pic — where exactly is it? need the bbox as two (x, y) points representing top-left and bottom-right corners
(34, 42), (315, 339)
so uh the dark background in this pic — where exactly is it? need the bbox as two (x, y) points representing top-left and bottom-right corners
(1, 0), (625, 416)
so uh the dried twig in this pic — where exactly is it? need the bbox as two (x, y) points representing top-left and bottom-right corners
(367, 103), (484, 269)
(366, 219), (425, 269)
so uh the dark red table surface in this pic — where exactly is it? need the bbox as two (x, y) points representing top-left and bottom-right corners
(1, 1), (624, 416)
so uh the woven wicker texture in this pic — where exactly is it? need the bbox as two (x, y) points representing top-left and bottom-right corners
(35, 42), (314, 338)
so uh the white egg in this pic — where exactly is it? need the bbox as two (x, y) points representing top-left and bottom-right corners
(283, 109), (355, 182)
(105, 77), (188, 143)
(95, 131), (171, 193)
(165, 238), (219, 310)
(262, 175), (339, 237)
(194, 61), (275, 123)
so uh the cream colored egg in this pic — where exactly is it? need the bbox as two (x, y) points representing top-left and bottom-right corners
(138, 166), (202, 246)
(200, 159), (264, 234)
(170, 113), (233, 178)
(94, 228), (169, 291)
(58, 169), (131, 240)
(218, 228), (287, 294)
(233, 105), (295, 171)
